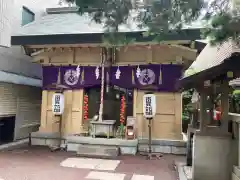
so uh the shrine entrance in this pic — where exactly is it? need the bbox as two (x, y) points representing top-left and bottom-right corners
(85, 85), (133, 128)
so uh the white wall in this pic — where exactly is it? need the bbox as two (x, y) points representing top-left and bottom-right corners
(0, 0), (13, 47)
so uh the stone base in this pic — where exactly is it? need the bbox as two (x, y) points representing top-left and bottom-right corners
(30, 132), (187, 156)
(192, 134), (232, 180)
(90, 120), (116, 138)
(0, 138), (29, 151)
(31, 132), (66, 148)
(138, 139), (186, 155)
(77, 144), (120, 159)
(66, 136), (138, 155)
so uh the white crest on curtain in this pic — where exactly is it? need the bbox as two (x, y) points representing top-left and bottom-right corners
(95, 66), (100, 80)
(76, 65), (81, 77)
(115, 66), (121, 80)
(106, 72), (110, 93)
(136, 65), (141, 78)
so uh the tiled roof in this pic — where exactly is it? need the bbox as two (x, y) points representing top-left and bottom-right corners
(13, 8), (144, 36)
(184, 40), (240, 77)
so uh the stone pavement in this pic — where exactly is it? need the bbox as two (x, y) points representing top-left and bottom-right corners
(0, 146), (183, 180)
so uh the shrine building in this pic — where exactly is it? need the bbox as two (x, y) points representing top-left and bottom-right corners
(11, 7), (202, 154)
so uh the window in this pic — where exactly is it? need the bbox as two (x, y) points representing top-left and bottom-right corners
(22, 6), (35, 26)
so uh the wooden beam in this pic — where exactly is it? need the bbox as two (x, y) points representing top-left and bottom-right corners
(170, 44), (197, 53)
(26, 40), (191, 49)
(31, 48), (50, 56)
(146, 45), (153, 63)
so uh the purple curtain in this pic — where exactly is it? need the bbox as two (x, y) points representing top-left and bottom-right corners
(42, 64), (183, 92)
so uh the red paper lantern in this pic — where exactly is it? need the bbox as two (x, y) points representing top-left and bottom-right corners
(120, 96), (126, 124)
(83, 94), (89, 120)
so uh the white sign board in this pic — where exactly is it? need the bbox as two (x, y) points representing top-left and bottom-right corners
(52, 93), (64, 115)
(143, 94), (156, 119)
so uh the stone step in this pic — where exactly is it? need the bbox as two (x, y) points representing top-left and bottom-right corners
(77, 144), (120, 159)
(138, 139), (186, 155)
(138, 144), (186, 155)
(232, 173), (240, 180)
(233, 166), (240, 179)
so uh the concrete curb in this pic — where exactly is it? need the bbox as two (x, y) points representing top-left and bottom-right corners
(66, 136), (138, 146)
(30, 132), (187, 155)
(138, 139), (187, 155)
(138, 138), (186, 147)
(0, 139), (29, 151)
(176, 163), (187, 180)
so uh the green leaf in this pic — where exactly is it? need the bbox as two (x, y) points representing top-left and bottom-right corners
(64, 0), (240, 45)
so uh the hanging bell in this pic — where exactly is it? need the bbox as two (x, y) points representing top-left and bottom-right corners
(136, 66), (141, 78)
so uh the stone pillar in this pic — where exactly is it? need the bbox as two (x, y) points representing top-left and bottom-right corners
(229, 114), (240, 169)
(192, 134), (232, 180)
(192, 82), (233, 180)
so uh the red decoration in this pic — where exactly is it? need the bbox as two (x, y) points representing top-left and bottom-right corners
(120, 95), (126, 124)
(83, 94), (89, 120)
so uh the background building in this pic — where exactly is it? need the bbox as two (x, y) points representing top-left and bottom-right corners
(0, 0), (65, 144)
(0, 0), (13, 47)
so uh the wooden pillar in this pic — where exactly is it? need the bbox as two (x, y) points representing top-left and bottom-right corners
(146, 45), (153, 63)
(208, 89), (215, 125)
(39, 90), (48, 132)
(238, 121), (240, 168)
(174, 93), (183, 139)
(220, 81), (230, 132)
(199, 89), (208, 132)
(191, 108), (199, 129)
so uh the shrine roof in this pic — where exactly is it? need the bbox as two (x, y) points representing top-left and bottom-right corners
(11, 7), (202, 46)
(184, 41), (240, 76)
(180, 40), (240, 90)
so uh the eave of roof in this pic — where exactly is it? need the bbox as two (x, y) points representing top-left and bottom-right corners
(0, 70), (42, 87)
(181, 40), (240, 90)
(11, 28), (202, 46)
(180, 53), (240, 90)
(187, 41), (240, 75)
(11, 6), (203, 46)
